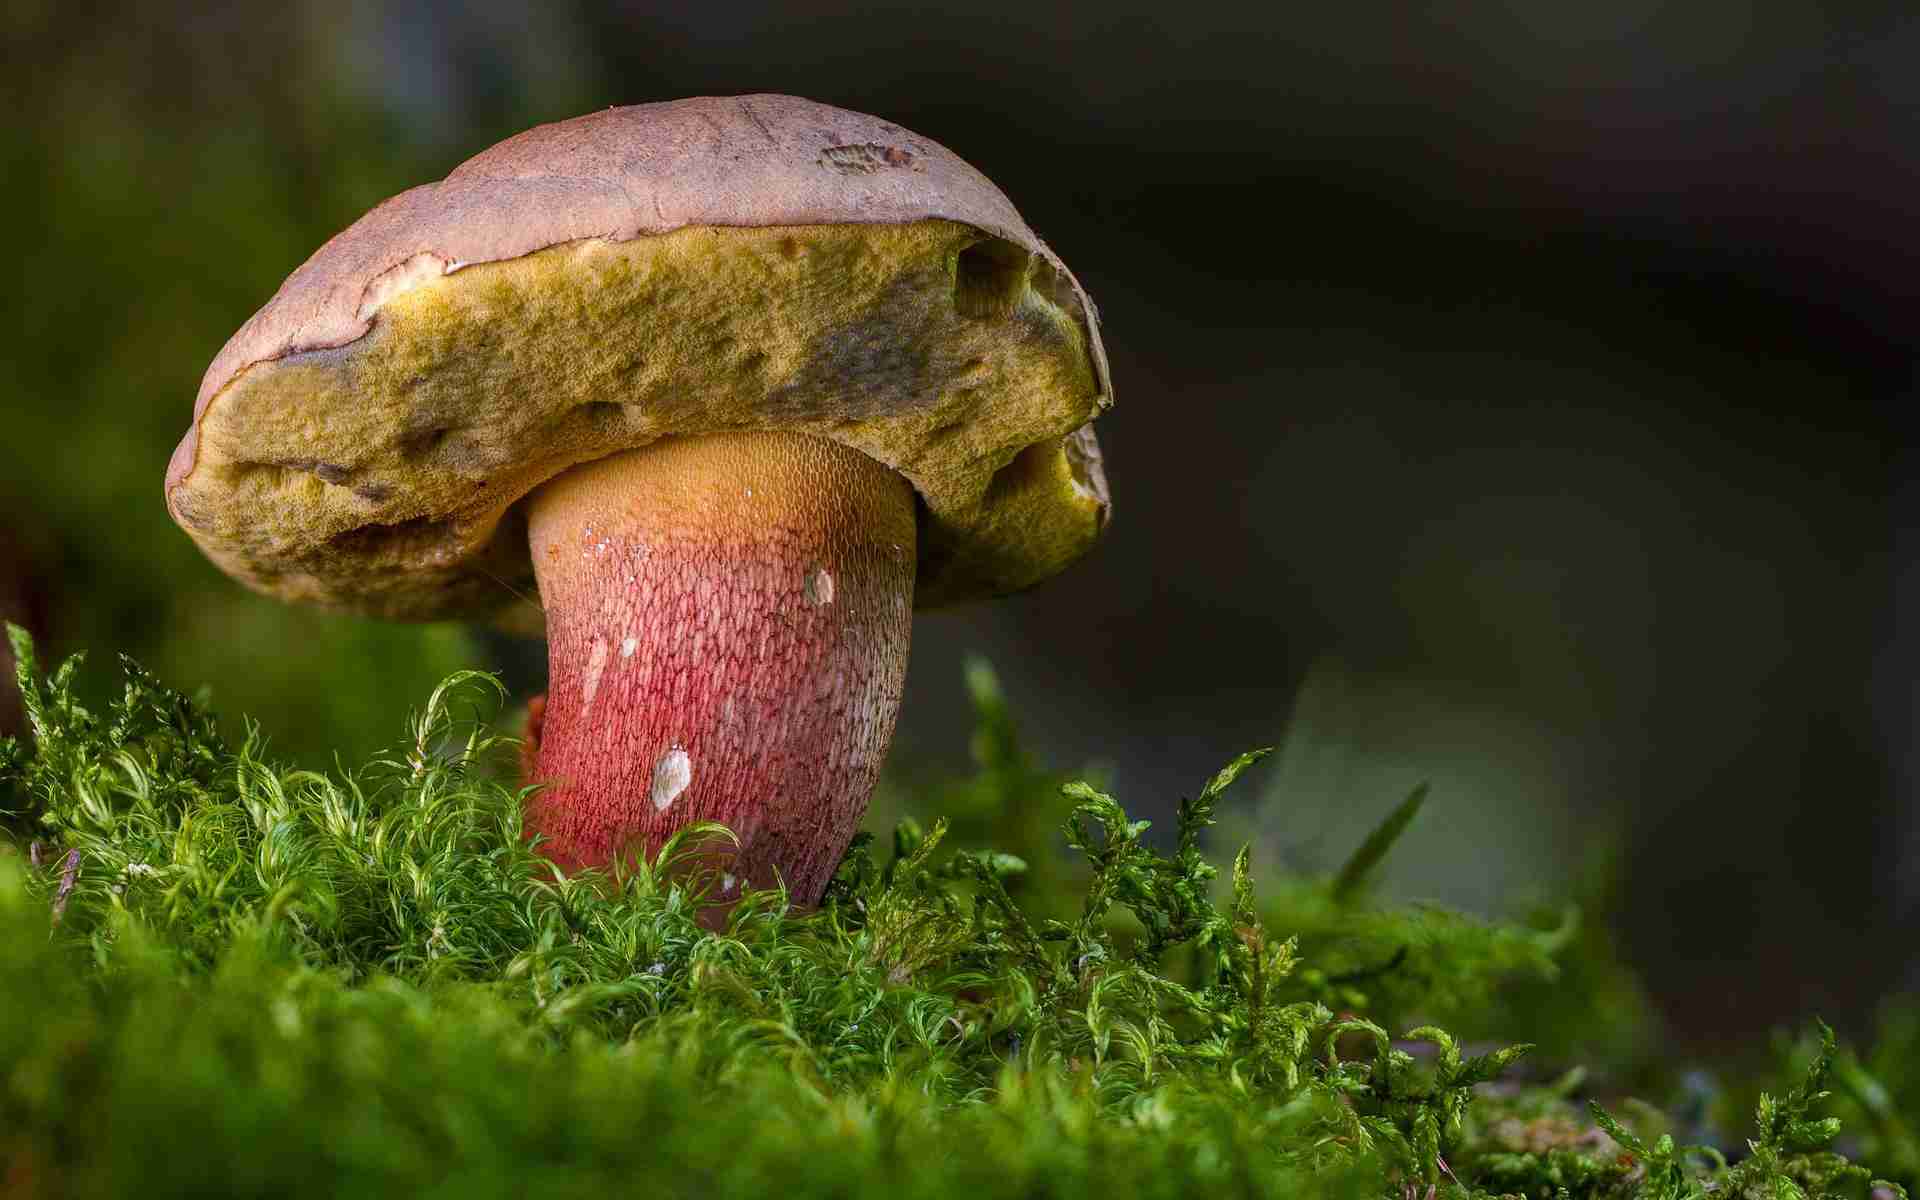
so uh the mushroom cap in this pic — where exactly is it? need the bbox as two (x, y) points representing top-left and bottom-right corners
(166, 94), (1111, 628)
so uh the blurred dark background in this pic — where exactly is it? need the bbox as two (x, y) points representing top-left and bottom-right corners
(4, 0), (1915, 1053)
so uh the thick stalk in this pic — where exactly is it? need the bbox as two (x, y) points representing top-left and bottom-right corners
(524, 431), (916, 908)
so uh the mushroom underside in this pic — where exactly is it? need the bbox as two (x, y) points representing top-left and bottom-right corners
(169, 220), (1106, 624)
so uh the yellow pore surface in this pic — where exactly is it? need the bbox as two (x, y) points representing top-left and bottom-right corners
(170, 219), (1106, 626)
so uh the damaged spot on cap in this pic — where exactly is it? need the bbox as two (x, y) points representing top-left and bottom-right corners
(819, 143), (923, 175)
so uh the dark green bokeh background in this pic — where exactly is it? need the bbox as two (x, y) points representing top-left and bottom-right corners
(4, 1), (1913, 1051)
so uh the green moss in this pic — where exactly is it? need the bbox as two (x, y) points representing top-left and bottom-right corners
(0, 626), (1909, 1199)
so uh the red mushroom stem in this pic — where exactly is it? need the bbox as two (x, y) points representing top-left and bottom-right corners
(523, 431), (916, 908)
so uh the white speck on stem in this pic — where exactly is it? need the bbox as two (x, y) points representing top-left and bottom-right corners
(722, 873), (737, 893)
(803, 565), (834, 606)
(581, 638), (610, 714)
(621, 635), (639, 658)
(650, 746), (692, 811)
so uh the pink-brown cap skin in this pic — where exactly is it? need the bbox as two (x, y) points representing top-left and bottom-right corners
(167, 94), (1111, 624)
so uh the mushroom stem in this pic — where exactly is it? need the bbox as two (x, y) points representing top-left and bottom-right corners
(524, 431), (916, 908)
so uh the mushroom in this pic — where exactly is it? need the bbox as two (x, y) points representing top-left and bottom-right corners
(165, 95), (1111, 908)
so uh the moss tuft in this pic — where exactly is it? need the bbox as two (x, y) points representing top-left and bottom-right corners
(0, 625), (1908, 1199)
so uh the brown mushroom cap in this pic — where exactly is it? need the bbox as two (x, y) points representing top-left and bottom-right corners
(166, 94), (1111, 629)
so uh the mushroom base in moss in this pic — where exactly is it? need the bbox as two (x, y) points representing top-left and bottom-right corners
(523, 431), (916, 907)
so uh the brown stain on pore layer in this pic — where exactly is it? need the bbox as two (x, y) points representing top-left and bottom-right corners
(169, 220), (1104, 626)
